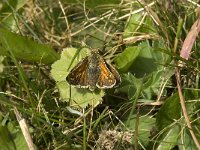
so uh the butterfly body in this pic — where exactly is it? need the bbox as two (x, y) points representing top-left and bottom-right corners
(66, 50), (121, 90)
(87, 52), (101, 90)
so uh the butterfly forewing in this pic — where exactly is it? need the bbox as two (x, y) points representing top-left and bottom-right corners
(66, 57), (89, 88)
(96, 57), (116, 89)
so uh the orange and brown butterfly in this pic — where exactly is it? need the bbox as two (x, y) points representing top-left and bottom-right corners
(66, 49), (121, 91)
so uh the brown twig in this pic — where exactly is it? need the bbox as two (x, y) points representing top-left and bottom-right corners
(175, 69), (200, 149)
(14, 107), (35, 150)
(175, 17), (200, 149)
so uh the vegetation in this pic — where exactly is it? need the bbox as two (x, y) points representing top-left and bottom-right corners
(0, 0), (200, 149)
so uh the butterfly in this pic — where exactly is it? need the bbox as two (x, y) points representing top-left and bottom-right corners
(66, 50), (121, 91)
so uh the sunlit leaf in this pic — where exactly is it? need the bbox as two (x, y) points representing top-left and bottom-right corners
(114, 46), (141, 72)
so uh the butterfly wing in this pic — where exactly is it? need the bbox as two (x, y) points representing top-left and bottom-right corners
(66, 57), (89, 88)
(96, 57), (117, 89)
(105, 61), (121, 87)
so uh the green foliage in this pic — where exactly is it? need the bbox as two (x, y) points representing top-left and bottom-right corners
(117, 41), (170, 100)
(0, 29), (59, 64)
(156, 93), (181, 130)
(114, 46), (141, 72)
(127, 116), (156, 146)
(177, 129), (197, 150)
(154, 90), (200, 149)
(0, 0), (28, 31)
(118, 73), (143, 100)
(151, 125), (181, 150)
(123, 12), (156, 37)
(0, 0), (200, 149)
(128, 42), (168, 77)
(0, 114), (29, 150)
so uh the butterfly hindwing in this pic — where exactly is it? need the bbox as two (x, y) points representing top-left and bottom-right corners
(96, 57), (116, 89)
(66, 57), (89, 88)
(105, 61), (121, 87)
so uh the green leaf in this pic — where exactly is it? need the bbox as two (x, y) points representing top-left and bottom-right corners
(0, 125), (14, 150)
(0, 122), (30, 150)
(178, 130), (197, 150)
(123, 13), (156, 37)
(156, 93), (181, 130)
(117, 42), (171, 100)
(129, 46), (157, 77)
(128, 42), (170, 78)
(0, 0), (17, 13)
(0, 28), (59, 64)
(51, 48), (104, 108)
(118, 73), (142, 100)
(127, 116), (156, 146)
(123, 13), (144, 37)
(114, 46), (141, 72)
(141, 71), (163, 99)
(118, 72), (162, 100)
(154, 125), (180, 150)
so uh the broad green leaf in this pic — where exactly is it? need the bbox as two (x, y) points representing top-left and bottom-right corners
(141, 70), (163, 99)
(178, 129), (197, 150)
(156, 93), (181, 130)
(85, 27), (110, 49)
(118, 42), (170, 100)
(176, 90), (200, 150)
(128, 42), (170, 77)
(140, 16), (156, 34)
(51, 48), (104, 108)
(114, 46), (141, 72)
(126, 42), (171, 99)
(0, 0), (17, 13)
(0, 125), (14, 150)
(0, 123), (29, 150)
(128, 44), (157, 77)
(0, 28), (59, 64)
(118, 72), (162, 100)
(118, 73), (142, 100)
(127, 116), (156, 146)
(153, 125), (180, 150)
